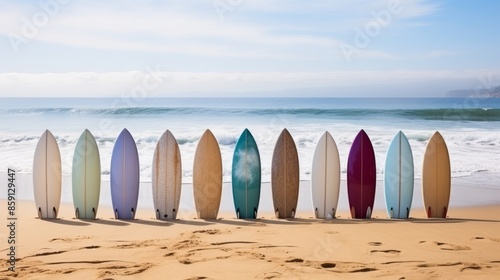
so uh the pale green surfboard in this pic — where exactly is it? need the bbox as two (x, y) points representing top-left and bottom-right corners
(72, 129), (101, 219)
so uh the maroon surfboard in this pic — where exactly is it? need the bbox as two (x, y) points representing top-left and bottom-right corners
(347, 130), (376, 219)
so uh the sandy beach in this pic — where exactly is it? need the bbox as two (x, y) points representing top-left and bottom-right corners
(1, 196), (499, 279)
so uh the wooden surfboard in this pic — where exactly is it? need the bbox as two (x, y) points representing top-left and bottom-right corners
(193, 129), (222, 219)
(422, 131), (451, 218)
(152, 130), (182, 220)
(110, 129), (140, 220)
(347, 129), (376, 219)
(311, 131), (340, 219)
(72, 129), (101, 219)
(33, 129), (62, 219)
(271, 129), (299, 219)
(384, 131), (414, 219)
(232, 129), (261, 219)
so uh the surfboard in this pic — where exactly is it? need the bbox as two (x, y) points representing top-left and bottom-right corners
(232, 129), (261, 219)
(422, 131), (451, 218)
(193, 129), (222, 219)
(347, 129), (376, 219)
(110, 129), (140, 220)
(384, 131), (414, 219)
(311, 131), (340, 219)
(72, 129), (101, 219)
(271, 129), (299, 219)
(152, 130), (182, 220)
(33, 129), (62, 219)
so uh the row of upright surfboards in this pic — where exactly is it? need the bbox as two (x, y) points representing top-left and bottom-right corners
(33, 128), (451, 221)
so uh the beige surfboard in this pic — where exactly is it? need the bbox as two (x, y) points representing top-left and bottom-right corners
(422, 131), (451, 218)
(152, 130), (182, 220)
(271, 129), (299, 219)
(193, 129), (222, 219)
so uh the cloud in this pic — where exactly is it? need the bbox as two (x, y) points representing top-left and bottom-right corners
(424, 50), (463, 58)
(0, 0), (438, 60)
(1, 69), (499, 97)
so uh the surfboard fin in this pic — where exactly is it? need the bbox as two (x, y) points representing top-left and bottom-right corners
(75, 208), (80, 219)
(38, 207), (42, 219)
(443, 206), (448, 218)
(236, 209), (240, 219)
(114, 209), (119, 219)
(173, 208), (176, 219)
(350, 207), (356, 219)
(389, 207), (394, 219)
(53, 207), (57, 219)
(254, 207), (257, 219)
(291, 208), (295, 219)
(314, 207), (318, 219)
(366, 207), (372, 219)
(131, 208), (135, 219)
(275, 208), (279, 219)
(327, 208), (334, 220)
(156, 209), (160, 220)
(406, 207), (409, 219)
(427, 207), (431, 218)
(92, 207), (96, 219)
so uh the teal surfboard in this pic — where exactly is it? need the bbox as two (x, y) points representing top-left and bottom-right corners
(72, 129), (101, 219)
(384, 131), (414, 219)
(232, 129), (261, 219)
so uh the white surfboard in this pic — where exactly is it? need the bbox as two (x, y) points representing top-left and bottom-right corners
(152, 130), (182, 220)
(33, 130), (62, 219)
(311, 131), (341, 219)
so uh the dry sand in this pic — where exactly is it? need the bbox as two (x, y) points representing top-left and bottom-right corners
(1, 200), (499, 280)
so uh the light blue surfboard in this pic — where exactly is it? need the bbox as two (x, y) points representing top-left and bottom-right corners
(384, 131), (414, 219)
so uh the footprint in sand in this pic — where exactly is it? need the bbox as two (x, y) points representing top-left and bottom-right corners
(49, 236), (92, 243)
(368, 242), (382, 246)
(417, 262), (482, 272)
(193, 229), (225, 235)
(418, 241), (471, 251)
(473, 236), (500, 242)
(371, 249), (401, 254)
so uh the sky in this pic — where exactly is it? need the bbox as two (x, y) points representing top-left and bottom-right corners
(0, 0), (499, 97)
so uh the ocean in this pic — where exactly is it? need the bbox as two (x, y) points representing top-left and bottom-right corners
(1, 97), (500, 182)
(1, 97), (500, 212)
